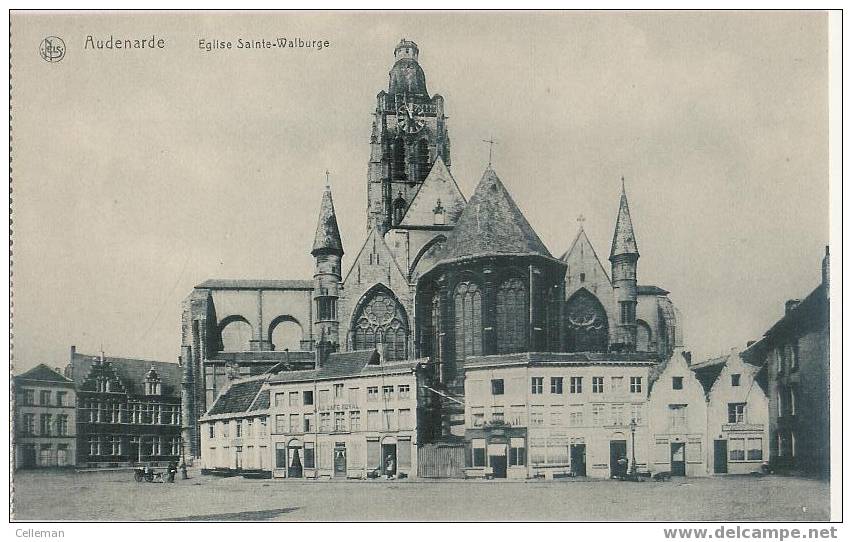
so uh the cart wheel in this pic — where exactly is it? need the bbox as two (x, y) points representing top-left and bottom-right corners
(134, 472), (143, 482)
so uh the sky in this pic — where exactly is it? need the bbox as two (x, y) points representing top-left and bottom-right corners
(10, 11), (829, 372)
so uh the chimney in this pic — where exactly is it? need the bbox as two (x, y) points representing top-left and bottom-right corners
(822, 245), (830, 290)
(746, 340), (756, 348)
(785, 299), (801, 316)
(70, 345), (76, 362)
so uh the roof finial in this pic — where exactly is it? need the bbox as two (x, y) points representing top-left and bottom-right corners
(577, 214), (586, 229)
(621, 175), (626, 192)
(325, 169), (330, 190)
(482, 136), (497, 167)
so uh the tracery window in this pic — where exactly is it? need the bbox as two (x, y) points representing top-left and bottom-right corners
(565, 289), (609, 352)
(352, 290), (409, 361)
(496, 277), (527, 353)
(454, 281), (482, 359)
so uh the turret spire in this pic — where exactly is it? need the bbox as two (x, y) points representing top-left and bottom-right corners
(609, 178), (639, 261)
(312, 182), (344, 256)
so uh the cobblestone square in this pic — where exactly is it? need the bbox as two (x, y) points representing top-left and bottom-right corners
(12, 469), (830, 521)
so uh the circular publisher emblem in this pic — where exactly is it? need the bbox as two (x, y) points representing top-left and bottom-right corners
(39, 36), (66, 63)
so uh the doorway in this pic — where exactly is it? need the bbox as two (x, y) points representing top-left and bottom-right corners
(713, 440), (728, 474)
(382, 443), (397, 477)
(570, 444), (587, 476)
(488, 442), (508, 479)
(671, 442), (686, 476)
(333, 444), (347, 478)
(609, 440), (627, 478)
(288, 445), (303, 478)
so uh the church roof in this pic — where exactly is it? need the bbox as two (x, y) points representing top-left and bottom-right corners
(399, 156), (466, 227)
(441, 168), (553, 264)
(312, 186), (344, 256)
(196, 279), (312, 290)
(610, 182), (639, 260)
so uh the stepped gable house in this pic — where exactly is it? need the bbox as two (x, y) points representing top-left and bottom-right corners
(66, 347), (182, 468)
(179, 39), (683, 460)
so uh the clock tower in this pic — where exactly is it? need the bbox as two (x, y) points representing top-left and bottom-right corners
(367, 39), (451, 234)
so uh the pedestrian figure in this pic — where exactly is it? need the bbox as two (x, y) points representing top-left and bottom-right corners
(617, 455), (629, 479)
(167, 461), (177, 483)
(384, 454), (395, 479)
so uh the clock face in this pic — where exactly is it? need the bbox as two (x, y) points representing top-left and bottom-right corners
(397, 103), (426, 134)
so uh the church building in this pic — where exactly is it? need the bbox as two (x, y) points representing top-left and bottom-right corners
(180, 39), (683, 466)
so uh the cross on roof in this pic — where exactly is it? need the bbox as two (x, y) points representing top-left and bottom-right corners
(325, 169), (330, 189)
(482, 137), (497, 166)
(577, 214), (586, 225)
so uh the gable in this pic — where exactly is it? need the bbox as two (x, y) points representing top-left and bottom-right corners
(342, 228), (408, 288)
(562, 228), (612, 300)
(399, 157), (466, 227)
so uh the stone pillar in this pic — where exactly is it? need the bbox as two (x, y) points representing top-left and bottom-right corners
(482, 264), (497, 356)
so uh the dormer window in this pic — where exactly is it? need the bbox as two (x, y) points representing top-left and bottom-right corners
(144, 367), (161, 395)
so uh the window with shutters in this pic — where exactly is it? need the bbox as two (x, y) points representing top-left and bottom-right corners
(496, 277), (527, 353)
(454, 281), (483, 360)
(352, 288), (409, 361)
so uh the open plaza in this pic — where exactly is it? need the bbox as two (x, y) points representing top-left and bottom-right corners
(12, 469), (830, 522)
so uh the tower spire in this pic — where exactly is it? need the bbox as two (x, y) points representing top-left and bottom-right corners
(312, 180), (343, 257)
(610, 177), (639, 260)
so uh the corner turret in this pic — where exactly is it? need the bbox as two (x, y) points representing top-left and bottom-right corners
(609, 178), (640, 351)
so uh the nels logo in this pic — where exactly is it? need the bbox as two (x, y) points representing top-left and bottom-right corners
(39, 36), (66, 63)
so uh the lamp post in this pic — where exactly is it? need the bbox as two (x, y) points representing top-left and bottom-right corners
(629, 418), (638, 476)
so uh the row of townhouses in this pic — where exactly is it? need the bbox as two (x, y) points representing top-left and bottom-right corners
(195, 343), (778, 480)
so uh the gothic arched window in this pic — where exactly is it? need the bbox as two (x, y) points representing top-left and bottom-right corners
(454, 281), (482, 360)
(352, 289), (409, 361)
(392, 139), (406, 180)
(416, 139), (430, 182)
(636, 320), (653, 352)
(393, 194), (407, 226)
(496, 277), (527, 353)
(565, 289), (609, 353)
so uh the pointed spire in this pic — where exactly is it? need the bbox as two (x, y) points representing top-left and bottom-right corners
(610, 177), (639, 261)
(312, 182), (344, 256)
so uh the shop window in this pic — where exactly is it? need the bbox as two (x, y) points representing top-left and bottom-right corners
(304, 442), (316, 469)
(747, 438), (763, 461)
(729, 438), (746, 461)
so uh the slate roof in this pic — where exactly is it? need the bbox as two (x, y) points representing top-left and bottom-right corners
(441, 168), (553, 264)
(69, 352), (182, 397)
(465, 351), (660, 369)
(15, 363), (74, 384)
(196, 279), (313, 290)
(207, 377), (267, 416)
(250, 389), (270, 411)
(312, 186), (344, 256)
(267, 350), (421, 384)
(638, 285), (669, 296)
(610, 183), (639, 260)
(399, 156), (466, 227)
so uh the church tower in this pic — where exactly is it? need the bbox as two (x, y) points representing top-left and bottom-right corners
(367, 39), (451, 234)
(312, 183), (344, 351)
(609, 180), (640, 352)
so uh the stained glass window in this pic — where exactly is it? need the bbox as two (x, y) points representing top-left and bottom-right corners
(352, 290), (409, 361)
(453, 281), (482, 359)
(496, 277), (527, 353)
(565, 289), (609, 352)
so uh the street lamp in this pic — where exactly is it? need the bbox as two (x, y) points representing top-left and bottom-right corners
(629, 418), (637, 476)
